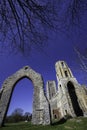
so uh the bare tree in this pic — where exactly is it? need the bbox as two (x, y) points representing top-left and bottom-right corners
(0, 0), (58, 53)
(74, 48), (87, 73)
(66, 0), (87, 72)
(11, 108), (24, 122)
(0, 0), (87, 54)
(24, 112), (32, 121)
(12, 108), (23, 116)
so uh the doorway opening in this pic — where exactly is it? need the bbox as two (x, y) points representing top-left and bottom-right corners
(5, 77), (33, 123)
(67, 81), (83, 116)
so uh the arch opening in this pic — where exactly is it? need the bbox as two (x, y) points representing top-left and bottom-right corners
(0, 67), (51, 126)
(5, 77), (33, 123)
(67, 81), (83, 116)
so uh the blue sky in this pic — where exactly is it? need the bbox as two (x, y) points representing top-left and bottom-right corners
(0, 30), (87, 115)
(0, 1), (87, 115)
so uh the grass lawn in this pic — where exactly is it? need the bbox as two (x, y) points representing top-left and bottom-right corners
(1, 117), (87, 130)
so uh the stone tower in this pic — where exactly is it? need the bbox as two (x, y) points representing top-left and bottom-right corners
(55, 61), (73, 82)
(55, 61), (87, 118)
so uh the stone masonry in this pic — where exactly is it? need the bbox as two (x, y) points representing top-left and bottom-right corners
(46, 61), (87, 121)
(0, 66), (50, 127)
(0, 60), (87, 127)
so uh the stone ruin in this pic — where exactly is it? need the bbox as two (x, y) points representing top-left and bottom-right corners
(0, 66), (50, 126)
(0, 60), (87, 127)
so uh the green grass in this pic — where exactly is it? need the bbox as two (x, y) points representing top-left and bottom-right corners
(1, 117), (87, 130)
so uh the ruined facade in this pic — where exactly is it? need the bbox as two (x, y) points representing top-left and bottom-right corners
(0, 60), (87, 127)
(46, 61), (87, 121)
(0, 66), (50, 127)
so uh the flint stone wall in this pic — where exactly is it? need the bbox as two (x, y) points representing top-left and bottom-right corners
(0, 66), (50, 127)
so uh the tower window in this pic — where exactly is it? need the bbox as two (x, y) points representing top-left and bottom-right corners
(61, 62), (64, 67)
(65, 71), (68, 77)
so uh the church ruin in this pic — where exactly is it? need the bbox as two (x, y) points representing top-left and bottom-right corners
(0, 66), (50, 126)
(0, 60), (87, 126)
(47, 61), (87, 121)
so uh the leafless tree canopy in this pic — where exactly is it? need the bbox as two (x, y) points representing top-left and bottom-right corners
(0, 0), (87, 53)
(0, 0), (58, 53)
(74, 47), (87, 73)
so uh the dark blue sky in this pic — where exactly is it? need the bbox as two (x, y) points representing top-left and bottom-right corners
(0, 0), (87, 115)
(0, 30), (87, 115)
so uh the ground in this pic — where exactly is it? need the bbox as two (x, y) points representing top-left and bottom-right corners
(1, 117), (87, 130)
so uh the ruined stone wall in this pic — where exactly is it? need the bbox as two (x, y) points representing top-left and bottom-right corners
(76, 85), (87, 116)
(0, 66), (50, 127)
(46, 81), (56, 100)
(57, 78), (87, 118)
(1, 60), (87, 127)
(49, 95), (58, 120)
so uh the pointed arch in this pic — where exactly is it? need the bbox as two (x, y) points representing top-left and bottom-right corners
(67, 81), (83, 116)
(0, 66), (50, 126)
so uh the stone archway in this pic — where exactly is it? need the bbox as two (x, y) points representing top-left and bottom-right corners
(0, 66), (50, 127)
(67, 81), (83, 116)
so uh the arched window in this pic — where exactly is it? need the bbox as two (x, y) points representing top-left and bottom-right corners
(65, 71), (68, 77)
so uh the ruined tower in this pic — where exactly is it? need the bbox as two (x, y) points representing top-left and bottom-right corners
(55, 61), (87, 118)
